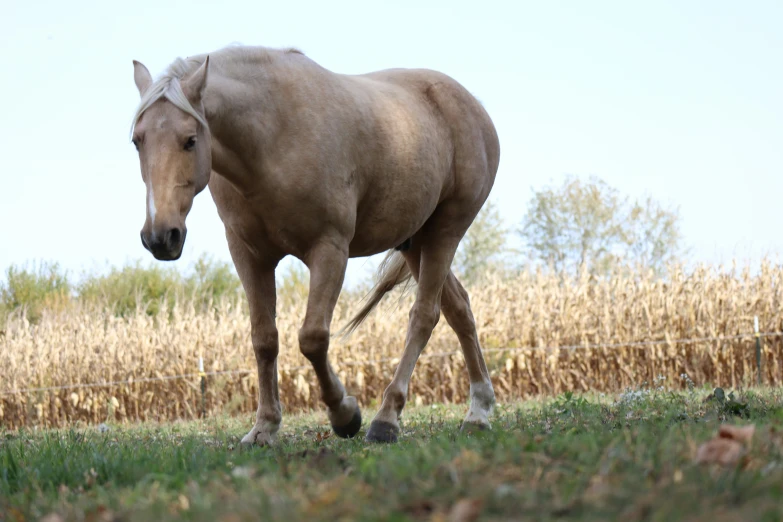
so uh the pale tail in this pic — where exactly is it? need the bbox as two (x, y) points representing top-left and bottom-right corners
(336, 250), (414, 339)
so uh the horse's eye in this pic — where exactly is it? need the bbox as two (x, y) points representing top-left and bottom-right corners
(184, 136), (197, 151)
(131, 139), (139, 151)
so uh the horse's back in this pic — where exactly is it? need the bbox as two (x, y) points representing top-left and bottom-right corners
(346, 67), (500, 211)
(353, 67), (500, 181)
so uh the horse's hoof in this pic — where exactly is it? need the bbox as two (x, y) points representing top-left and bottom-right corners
(240, 422), (278, 447)
(365, 420), (399, 443)
(240, 431), (274, 447)
(332, 408), (362, 438)
(460, 421), (491, 434)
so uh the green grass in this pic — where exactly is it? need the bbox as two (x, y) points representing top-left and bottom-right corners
(2, 385), (783, 521)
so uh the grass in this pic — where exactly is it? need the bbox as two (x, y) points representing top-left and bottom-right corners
(2, 384), (783, 521)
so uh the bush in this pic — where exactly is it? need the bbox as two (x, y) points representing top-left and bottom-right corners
(0, 261), (72, 323)
(77, 262), (185, 316)
(77, 255), (243, 316)
(183, 255), (244, 310)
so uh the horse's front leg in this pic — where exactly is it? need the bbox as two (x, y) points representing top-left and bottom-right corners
(299, 240), (362, 438)
(226, 231), (283, 447)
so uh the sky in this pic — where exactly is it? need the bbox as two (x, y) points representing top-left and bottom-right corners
(1, 0), (781, 288)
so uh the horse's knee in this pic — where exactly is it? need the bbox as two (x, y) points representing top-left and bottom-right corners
(298, 325), (330, 361)
(252, 327), (279, 361)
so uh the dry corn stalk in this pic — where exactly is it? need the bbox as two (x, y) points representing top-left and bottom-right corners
(1, 261), (781, 429)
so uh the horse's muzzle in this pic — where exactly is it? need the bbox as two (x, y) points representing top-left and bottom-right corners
(141, 227), (186, 261)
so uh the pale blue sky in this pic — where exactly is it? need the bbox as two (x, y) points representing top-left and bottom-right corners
(1, 1), (781, 287)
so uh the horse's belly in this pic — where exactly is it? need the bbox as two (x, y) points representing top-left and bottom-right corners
(348, 174), (444, 257)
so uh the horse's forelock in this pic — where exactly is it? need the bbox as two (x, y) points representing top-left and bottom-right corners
(130, 57), (208, 138)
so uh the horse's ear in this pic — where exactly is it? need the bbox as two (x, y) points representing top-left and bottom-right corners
(183, 56), (209, 105)
(133, 60), (153, 96)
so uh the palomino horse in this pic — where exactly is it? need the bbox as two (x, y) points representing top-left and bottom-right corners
(130, 45), (500, 444)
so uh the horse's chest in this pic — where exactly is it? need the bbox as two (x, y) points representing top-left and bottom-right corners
(216, 192), (324, 258)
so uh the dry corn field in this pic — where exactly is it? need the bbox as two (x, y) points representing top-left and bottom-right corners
(1, 262), (782, 429)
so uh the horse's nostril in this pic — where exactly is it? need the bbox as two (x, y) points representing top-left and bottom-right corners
(167, 228), (182, 248)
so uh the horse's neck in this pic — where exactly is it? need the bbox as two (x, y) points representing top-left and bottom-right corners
(203, 69), (276, 193)
(202, 51), (334, 193)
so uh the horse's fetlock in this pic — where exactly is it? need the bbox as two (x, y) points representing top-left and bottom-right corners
(383, 387), (407, 414)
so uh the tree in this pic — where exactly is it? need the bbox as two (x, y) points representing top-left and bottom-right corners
(453, 199), (510, 284)
(624, 195), (686, 272)
(518, 175), (686, 277)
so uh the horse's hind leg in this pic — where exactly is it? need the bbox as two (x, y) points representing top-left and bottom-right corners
(441, 271), (496, 430)
(365, 227), (461, 443)
(371, 243), (495, 439)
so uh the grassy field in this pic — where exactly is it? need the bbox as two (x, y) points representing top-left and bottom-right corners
(2, 383), (783, 521)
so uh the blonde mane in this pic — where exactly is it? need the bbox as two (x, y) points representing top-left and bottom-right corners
(130, 57), (208, 138)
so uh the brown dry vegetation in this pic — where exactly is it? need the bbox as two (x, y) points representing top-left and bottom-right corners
(1, 261), (782, 429)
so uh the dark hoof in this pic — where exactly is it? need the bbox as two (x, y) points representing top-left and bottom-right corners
(460, 421), (490, 434)
(365, 420), (399, 443)
(332, 408), (362, 439)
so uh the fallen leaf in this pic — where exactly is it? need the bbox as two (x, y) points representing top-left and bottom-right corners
(315, 430), (332, 443)
(298, 447), (347, 470)
(449, 498), (483, 522)
(452, 449), (481, 469)
(695, 437), (744, 466)
(719, 424), (756, 446)
(84, 468), (98, 488)
(84, 505), (114, 522)
(404, 499), (436, 518)
(306, 478), (345, 515)
(583, 474), (610, 503)
(178, 494), (190, 510)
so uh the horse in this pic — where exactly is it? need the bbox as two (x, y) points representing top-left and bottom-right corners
(129, 44), (500, 445)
